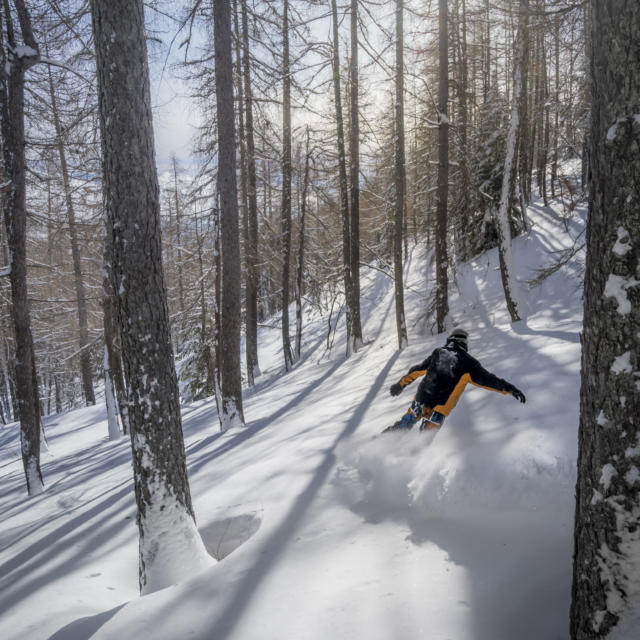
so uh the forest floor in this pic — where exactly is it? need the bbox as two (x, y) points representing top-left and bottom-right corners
(0, 185), (587, 640)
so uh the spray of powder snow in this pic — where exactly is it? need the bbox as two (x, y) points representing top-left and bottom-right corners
(333, 431), (439, 514)
(334, 429), (576, 519)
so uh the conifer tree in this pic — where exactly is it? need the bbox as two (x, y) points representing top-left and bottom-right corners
(90, 0), (212, 592)
(0, 0), (44, 495)
(571, 1), (640, 636)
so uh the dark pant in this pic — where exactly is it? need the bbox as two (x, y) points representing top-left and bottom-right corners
(395, 399), (439, 430)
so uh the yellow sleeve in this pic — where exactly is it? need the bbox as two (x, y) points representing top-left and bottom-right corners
(400, 369), (426, 387)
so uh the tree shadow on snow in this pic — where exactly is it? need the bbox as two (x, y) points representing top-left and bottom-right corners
(405, 508), (572, 640)
(0, 480), (134, 616)
(511, 317), (580, 345)
(203, 349), (401, 640)
(47, 603), (126, 640)
(187, 355), (347, 476)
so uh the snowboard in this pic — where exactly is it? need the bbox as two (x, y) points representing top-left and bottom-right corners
(380, 418), (441, 435)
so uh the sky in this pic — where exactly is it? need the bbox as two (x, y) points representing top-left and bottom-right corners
(151, 72), (200, 174)
(146, 5), (205, 175)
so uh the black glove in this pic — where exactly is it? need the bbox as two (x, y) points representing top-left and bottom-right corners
(390, 383), (403, 397)
(511, 387), (526, 403)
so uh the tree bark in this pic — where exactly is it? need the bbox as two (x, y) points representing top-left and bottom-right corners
(517, 1), (531, 209)
(213, 208), (222, 416)
(483, 0), (491, 103)
(280, 0), (294, 371)
(295, 130), (311, 360)
(103, 236), (129, 434)
(394, 0), (408, 349)
(172, 157), (186, 318)
(455, 0), (471, 260)
(538, 35), (549, 207)
(550, 16), (559, 198)
(214, 0), (245, 427)
(0, 0), (44, 495)
(46, 62), (95, 406)
(0, 156), (15, 424)
(348, 0), (363, 353)
(435, 0), (449, 333)
(495, 0), (528, 323)
(104, 345), (120, 440)
(330, 0), (354, 354)
(90, 0), (212, 593)
(570, 2), (640, 637)
(241, 0), (260, 385)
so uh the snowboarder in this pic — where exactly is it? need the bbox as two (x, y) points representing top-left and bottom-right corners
(384, 328), (526, 433)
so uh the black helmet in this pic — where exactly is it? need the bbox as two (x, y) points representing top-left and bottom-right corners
(447, 327), (468, 350)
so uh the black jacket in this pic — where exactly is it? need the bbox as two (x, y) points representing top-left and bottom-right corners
(397, 341), (520, 415)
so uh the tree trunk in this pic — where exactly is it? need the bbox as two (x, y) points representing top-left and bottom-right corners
(103, 239), (129, 434)
(54, 374), (62, 415)
(280, 0), (294, 371)
(241, 0), (260, 385)
(172, 157), (186, 318)
(0, 324), (11, 424)
(550, 16), (559, 198)
(570, 2), (640, 637)
(46, 62), (95, 406)
(539, 39), (549, 207)
(517, 1), (531, 209)
(0, 186), (14, 424)
(233, 0), (249, 383)
(483, 0), (491, 102)
(348, 0), (363, 353)
(104, 345), (120, 440)
(330, 0), (354, 354)
(0, 0), (44, 495)
(456, 0), (471, 261)
(212, 209), (222, 417)
(295, 130), (311, 360)
(393, 0), (408, 349)
(435, 0), (449, 333)
(494, 0), (528, 323)
(533, 16), (548, 208)
(214, 0), (245, 427)
(195, 210), (215, 397)
(90, 0), (212, 593)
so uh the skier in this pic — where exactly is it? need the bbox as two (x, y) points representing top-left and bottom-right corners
(384, 328), (526, 433)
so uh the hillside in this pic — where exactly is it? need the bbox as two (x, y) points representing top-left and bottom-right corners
(0, 190), (586, 640)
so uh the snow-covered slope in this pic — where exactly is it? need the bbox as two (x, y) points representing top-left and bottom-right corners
(0, 192), (585, 640)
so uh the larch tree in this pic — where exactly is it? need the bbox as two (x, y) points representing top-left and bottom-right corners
(90, 0), (213, 592)
(295, 128), (311, 360)
(393, 0), (408, 349)
(330, 0), (354, 354)
(280, 0), (294, 371)
(45, 60), (95, 407)
(494, 0), (528, 323)
(102, 242), (123, 441)
(451, 0), (471, 260)
(240, 0), (260, 386)
(434, 0), (449, 333)
(348, 0), (363, 354)
(0, 0), (44, 495)
(214, 0), (245, 426)
(570, 1), (640, 637)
